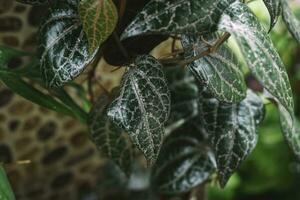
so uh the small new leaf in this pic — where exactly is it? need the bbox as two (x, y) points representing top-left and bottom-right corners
(79, 0), (118, 53)
(281, 0), (300, 44)
(263, 0), (281, 31)
(152, 123), (216, 194)
(107, 55), (171, 165)
(88, 94), (134, 175)
(181, 34), (246, 103)
(39, 1), (96, 88)
(121, 0), (235, 40)
(198, 89), (264, 187)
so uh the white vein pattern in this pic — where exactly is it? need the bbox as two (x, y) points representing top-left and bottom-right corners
(198, 88), (264, 187)
(152, 128), (216, 194)
(218, 1), (300, 161)
(164, 67), (199, 129)
(181, 34), (246, 103)
(88, 94), (134, 175)
(39, 2), (96, 87)
(121, 0), (236, 39)
(281, 0), (300, 43)
(263, 0), (281, 31)
(107, 55), (171, 164)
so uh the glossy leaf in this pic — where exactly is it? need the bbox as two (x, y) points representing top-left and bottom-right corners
(181, 34), (246, 103)
(164, 66), (199, 129)
(218, 1), (294, 129)
(121, 0), (235, 40)
(198, 88), (264, 187)
(152, 122), (216, 194)
(107, 55), (171, 165)
(79, 0), (118, 53)
(0, 167), (15, 200)
(263, 0), (281, 31)
(281, 0), (300, 44)
(39, 1), (96, 88)
(88, 94), (135, 175)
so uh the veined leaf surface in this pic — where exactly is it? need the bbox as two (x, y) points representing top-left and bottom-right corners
(181, 34), (246, 103)
(263, 0), (281, 31)
(39, 1), (96, 88)
(107, 55), (171, 165)
(79, 0), (118, 53)
(121, 0), (235, 39)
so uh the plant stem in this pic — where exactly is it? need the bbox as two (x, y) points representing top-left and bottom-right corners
(159, 32), (231, 67)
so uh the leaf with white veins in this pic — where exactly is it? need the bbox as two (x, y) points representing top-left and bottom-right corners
(181, 34), (246, 103)
(107, 55), (171, 165)
(79, 0), (118, 53)
(121, 0), (236, 40)
(39, 1), (97, 88)
(263, 0), (281, 31)
(218, 1), (300, 161)
(281, 0), (300, 44)
(88, 94), (135, 175)
(152, 122), (216, 194)
(198, 88), (264, 187)
(164, 66), (199, 130)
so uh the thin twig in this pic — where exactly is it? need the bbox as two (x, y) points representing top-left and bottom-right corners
(159, 32), (231, 66)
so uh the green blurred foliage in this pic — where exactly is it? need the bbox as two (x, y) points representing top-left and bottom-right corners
(208, 1), (300, 200)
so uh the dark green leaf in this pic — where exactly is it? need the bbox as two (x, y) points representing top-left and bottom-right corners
(107, 55), (171, 165)
(0, 45), (29, 67)
(263, 0), (281, 31)
(164, 66), (199, 130)
(181, 34), (246, 103)
(39, 1), (96, 88)
(88, 94), (135, 175)
(0, 68), (79, 121)
(152, 122), (216, 194)
(16, 0), (50, 5)
(79, 0), (118, 53)
(198, 88), (264, 187)
(121, 0), (235, 40)
(218, 1), (300, 161)
(0, 167), (15, 200)
(281, 0), (300, 44)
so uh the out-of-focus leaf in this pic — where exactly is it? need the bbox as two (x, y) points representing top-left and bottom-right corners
(164, 66), (198, 130)
(0, 69), (78, 120)
(121, 0), (235, 40)
(263, 0), (281, 31)
(107, 55), (171, 165)
(281, 0), (300, 44)
(79, 0), (118, 53)
(181, 34), (246, 103)
(218, 2), (299, 160)
(39, 1), (96, 87)
(0, 45), (29, 67)
(152, 121), (216, 194)
(0, 167), (15, 200)
(16, 0), (50, 5)
(88, 94), (135, 175)
(198, 88), (264, 187)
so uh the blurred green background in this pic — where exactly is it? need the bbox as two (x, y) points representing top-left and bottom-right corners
(207, 1), (300, 200)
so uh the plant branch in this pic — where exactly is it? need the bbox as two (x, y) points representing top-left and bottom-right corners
(159, 33), (231, 67)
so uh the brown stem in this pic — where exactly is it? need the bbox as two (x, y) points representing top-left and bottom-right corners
(118, 0), (127, 20)
(159, 32), (231, 67)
